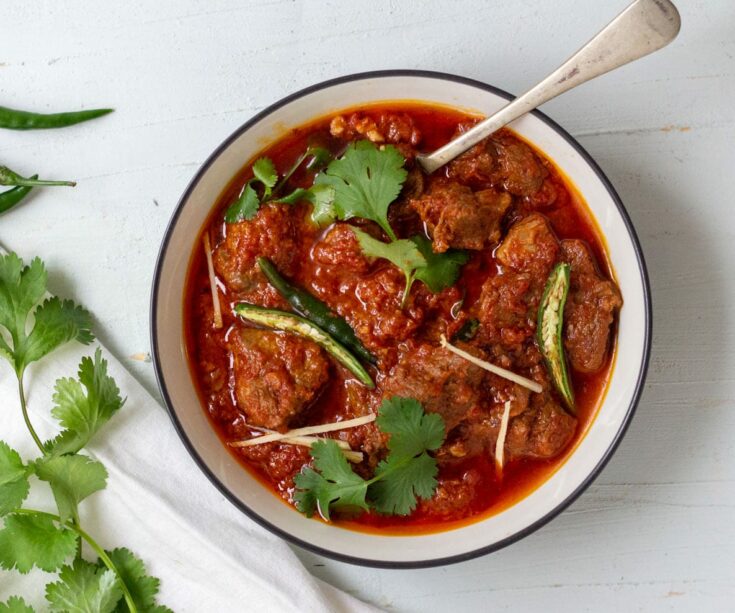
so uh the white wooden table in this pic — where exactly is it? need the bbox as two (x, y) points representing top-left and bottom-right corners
(2, 1), (733, 610)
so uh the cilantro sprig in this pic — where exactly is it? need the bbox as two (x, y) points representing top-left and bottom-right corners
(294, 397), (446, 520)
(314, 140), (468, 307)
(0, 252), (168, 612)
(352, 228), (469, 307)
(224, 145), (334, 223)
(351, 228), (425, 308)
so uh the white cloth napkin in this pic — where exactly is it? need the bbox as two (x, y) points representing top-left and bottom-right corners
(0, 338), (377, 612)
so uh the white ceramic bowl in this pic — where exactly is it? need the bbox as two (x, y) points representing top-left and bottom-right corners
(151, 70), (651, 568)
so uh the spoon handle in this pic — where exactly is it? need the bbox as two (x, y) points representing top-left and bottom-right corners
(417, 0), (681, 174)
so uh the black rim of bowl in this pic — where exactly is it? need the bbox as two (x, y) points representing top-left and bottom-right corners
(150, 69), (652, 569)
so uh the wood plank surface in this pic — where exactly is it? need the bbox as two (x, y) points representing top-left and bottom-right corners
(2, 1), (732, 610)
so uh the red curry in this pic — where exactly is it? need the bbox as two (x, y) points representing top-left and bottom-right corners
(185, 103), (621, 534)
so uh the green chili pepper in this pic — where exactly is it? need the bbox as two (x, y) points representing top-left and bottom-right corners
(0, 105), (113, 130)
(270, 145), (334, 199)
(257, 257), (376, 364)
(234, 302), (375, 388)
(0, 176), (37, 214)
(452, 318), (479, 342)
(0, 166), (75, 188)
(537, 263), (575, 411)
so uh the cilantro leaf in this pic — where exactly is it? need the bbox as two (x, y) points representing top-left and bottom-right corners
(351, 227), (425, 307)
(368, 397), (445, 515)
(273, 184), (337, 226)
(370, 452), (438, 515)
(224, 183), (260, 223)
(0, 596), (34, 613)
(252, 158), (278, 195)
(0, 254), (93, 376)
(0, 254), (46, 335)
(0, 513), (76, 573)
(375, 396), (445, 458)
(351, 228), (425, 274)
(225, 157), (281, 222)
(34, 455), (108, 523)
(45, 559), (122, 613)
(293, 440), (369, 521)
(307, 184), (338, 226)
(0, 441), (30, 516)
(15, 298), (94, 373)
(315, 141), (407, 240)
(411, 235), (469, 293)
(45, 349), (125, 456)
(100, 548), (165, 613)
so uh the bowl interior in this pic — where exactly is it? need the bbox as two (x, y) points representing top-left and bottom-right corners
(151, 72), (650, 567)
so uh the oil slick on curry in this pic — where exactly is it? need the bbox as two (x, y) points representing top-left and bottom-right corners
(184, 103), (622, 534)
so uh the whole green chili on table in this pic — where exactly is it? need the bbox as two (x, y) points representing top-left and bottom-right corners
(0, 102), (110, 215)
(0, 167), (75, 215)
(0, 104), (113, 130)
(257, 256), (377, 364)
(0, 175), (37, 214)
(0, 165), (76, 188)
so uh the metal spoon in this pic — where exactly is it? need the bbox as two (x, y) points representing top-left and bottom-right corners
(416, 0), (681, 174)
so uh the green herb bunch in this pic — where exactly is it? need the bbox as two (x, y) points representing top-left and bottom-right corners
(0, 253), (168, 612)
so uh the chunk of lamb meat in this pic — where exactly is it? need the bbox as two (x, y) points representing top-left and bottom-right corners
(348, 266), (425, 347)
(448, 139), (497, 187)
(505, 393), (576, 459)
(417, 469), (481, 519)
(229, 328), (329, 431)
(561, 239), (623, 373)
(496, 213), (560, 279)
(401, 165), (425, 200)
(382, 343), (484, 431)
(311, 223), (372, 274)
(237, 441), (310, 492)
(447, 128), (547, 196)
(388, 166), (426, 233)
(493, 133), (548, 196)
(335, 382), (387, 472)
(474, 271), (534, 347)
(437, 384), (530, 463)
(213, 203), (302, 297)
(410, 182), (511, 253)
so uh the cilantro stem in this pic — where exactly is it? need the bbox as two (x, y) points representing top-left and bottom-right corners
(271, 150), (308, 199)
(400, 272), (414, 309)
(76, 525), (138, 613)
(272, 145), (331, 200)
(381, 222), (398, 242)
(14, 509), (138, 613)
(73, 518), (83, 560)
(17, 376), (44, 453)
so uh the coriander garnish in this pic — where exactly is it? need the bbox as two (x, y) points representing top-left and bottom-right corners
(293, 396), (446, 520)
(0, 252), (169, 612)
